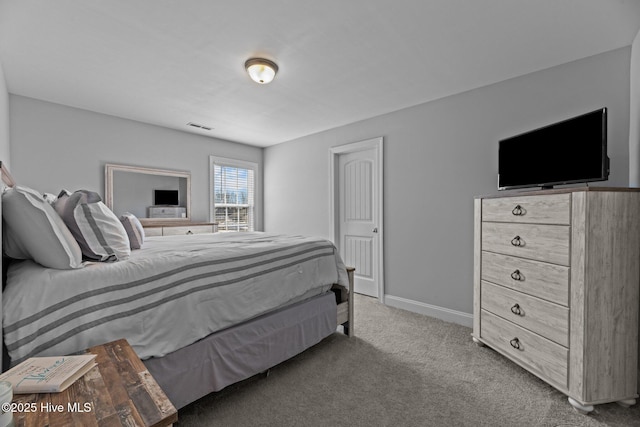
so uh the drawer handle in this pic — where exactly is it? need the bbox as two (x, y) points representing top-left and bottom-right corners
(186, 230), (193, 235)
(511, 204), (526, 216)
(510, 303), (523, 316)
(510, 236), (524, 247)
(509, 337), (521, 350)
(510, 270), (524, 281)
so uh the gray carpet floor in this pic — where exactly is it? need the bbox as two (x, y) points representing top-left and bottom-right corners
(177, 294), (640, 426)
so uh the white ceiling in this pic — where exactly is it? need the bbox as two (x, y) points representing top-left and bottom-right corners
(1, 1), (640, 147)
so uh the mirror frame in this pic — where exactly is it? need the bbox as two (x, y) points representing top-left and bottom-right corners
(105, 163), (191, 225)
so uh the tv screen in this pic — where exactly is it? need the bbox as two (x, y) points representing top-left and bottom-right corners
(498, 108), (609, 190)
(154, 189), (179, 206)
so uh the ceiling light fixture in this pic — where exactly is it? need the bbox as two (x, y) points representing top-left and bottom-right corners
(245, 58), (278, 84)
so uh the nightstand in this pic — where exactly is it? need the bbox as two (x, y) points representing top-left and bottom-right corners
(10, 339), (177, 426)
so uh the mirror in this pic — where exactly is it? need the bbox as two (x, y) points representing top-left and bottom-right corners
(105, 164), (191, 224)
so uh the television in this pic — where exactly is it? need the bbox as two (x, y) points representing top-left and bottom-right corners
(154, 189), (179, 206)
(498, 108), (609, 190)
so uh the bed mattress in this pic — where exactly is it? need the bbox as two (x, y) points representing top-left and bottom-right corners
(3, 232), (348, 365)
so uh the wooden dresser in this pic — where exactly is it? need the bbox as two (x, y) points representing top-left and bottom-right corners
(472, 188), (640, 414)
(143, 222), (218, 237)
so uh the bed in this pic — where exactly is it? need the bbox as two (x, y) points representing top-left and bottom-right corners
(0, 164), (354, 409)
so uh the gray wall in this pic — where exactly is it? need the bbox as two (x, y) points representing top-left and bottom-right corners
(264, 47), (631, 320)
(9, 96), (263, 228)
(0, 60), (9, 166)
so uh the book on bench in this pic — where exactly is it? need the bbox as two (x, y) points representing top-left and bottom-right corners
(0, 354), (97, 393)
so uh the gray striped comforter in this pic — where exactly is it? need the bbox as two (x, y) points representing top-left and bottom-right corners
(3, 232), (348, 366)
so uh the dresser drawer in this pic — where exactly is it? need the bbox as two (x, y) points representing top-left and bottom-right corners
(147, 206), (187, 219)
(481, 310), (568, 389)
(482, 193), (570, 225)
(481, 252), (569, 306)
(162, 225), (214, 236)
(482, 222), (570, 266)
(144, 227), (163, 237)
(481, 281), (569, 346)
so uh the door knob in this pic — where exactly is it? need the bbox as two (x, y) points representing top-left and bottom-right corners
(372, 227), (378, 233)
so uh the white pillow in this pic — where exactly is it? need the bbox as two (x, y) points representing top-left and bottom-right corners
(2, 186), (83, 269)
(120, 212), (145, 250)
(54, 190), (131, 262)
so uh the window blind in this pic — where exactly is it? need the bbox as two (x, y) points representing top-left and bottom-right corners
(213, 163), (255, 232)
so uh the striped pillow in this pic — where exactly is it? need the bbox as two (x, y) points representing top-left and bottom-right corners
(54, 190), (131, 262)
(120, 213), (145, 249)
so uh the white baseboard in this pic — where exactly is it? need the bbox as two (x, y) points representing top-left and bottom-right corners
(384, 294), (473, 328)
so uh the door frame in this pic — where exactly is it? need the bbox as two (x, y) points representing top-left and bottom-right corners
(329, 137), (384, 303)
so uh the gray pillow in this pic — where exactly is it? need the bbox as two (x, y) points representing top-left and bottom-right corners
(2, 186), (83, 269)
(54, 190), (131, 261)
(120, 212), (145, 250)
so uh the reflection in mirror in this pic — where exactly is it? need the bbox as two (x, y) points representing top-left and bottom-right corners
(105, 164), (191, 224)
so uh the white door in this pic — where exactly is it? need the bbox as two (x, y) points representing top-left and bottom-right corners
(334, 139), (383, 298)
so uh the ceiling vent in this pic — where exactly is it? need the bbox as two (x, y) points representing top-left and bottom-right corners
(187, 122), (213, 131)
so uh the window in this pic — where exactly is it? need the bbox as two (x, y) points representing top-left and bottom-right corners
(210, 156), (257, 232)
